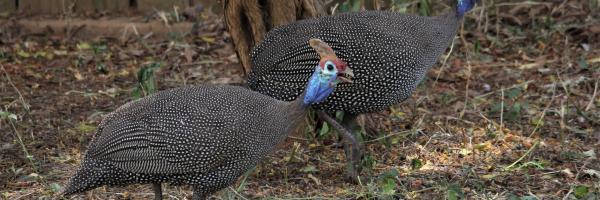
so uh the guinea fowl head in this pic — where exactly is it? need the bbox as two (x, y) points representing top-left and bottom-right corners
(302, 39), (353, 106)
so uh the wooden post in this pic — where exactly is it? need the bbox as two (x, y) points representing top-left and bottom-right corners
(19, 0), (129, 15)
(19, 0), (76, 15)
(136, 0), (190, 13)
(224, 0), (325, 75)
(75, 0), (129, 14)
(0, 0), (16, 13)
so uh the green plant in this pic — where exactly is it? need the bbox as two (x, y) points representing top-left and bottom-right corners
(1, 109), (50, 190)
(418, 0), (431, 16)
(337, 0), (363, 12)
(0, 110), (34, 167)
(447, 183), (464, 200)
(411, 158), (423, 170)
(318, 121), (331, 139)
(358, 169), (400, 199)
(132, 62), (162, 99)
(509, 195), (538, 200)
(490, 85), (530, 123)
(378, 169), (400, 197)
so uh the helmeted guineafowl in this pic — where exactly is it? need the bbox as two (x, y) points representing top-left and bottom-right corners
(247, 0), (478, 180)
(61, 39), (353, 200)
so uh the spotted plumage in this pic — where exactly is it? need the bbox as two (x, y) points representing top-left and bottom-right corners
(62, 39), (352, 199)
(248, 0), (477, 114)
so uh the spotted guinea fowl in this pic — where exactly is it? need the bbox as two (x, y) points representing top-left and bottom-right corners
(61, 39), (352, 200)
(247, 0), (477, 179)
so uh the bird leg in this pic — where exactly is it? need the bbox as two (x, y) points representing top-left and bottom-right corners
(316, 111), (364, 183)
(153, 183), (163, 200)
(192, 186), (211, 200)
(340, 113), (368, 183)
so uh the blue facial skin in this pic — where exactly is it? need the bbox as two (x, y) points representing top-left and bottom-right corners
(303, 65), (338, 106)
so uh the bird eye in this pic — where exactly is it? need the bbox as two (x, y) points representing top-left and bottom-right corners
(326, 63), (335, 71)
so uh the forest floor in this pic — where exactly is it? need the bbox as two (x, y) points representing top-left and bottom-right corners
(1, 1), (599, 199)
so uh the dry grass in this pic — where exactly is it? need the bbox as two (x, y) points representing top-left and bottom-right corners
(1, 0), (599, 199)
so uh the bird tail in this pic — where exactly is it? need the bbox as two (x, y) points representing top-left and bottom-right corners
(60, 159), (105, 196)
(456, 0), (478, 17)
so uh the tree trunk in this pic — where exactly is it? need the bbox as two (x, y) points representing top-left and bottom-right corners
(224, 0), (394, 75)
(224, 0), (326, 75)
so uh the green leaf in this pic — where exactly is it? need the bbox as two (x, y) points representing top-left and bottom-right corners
(92, 43), (108, 54)
(0, 111), (17, 120)
(574, 185), (589, 199)
(96, 62), (108, 74)
(577, 56), (589, 69)
(319, 122), (330, 137)
(506, 87), (523, 99)
(77, 42), (91, 50)
(49, 183), (62, 193)
(135, 62), (162, 97)
(448, 190), (458, 200)
(411, 158), (423, 170)
(474, 40), (481, 53)
(517, 161), (545, 170)
(132, 87), (142, 100)
(350, 0), (362, 11)
(300, 165), (319, 173)
(509, 195), (537, 200)
(490, 102), (503, 114)
(338, 2), (350, 12)
(335, 111), (344, 121)
(520, 196), (538, 200)
(419, 0), (430, 16)
(361, 152), (376, 171)
(76, 122), (97, 133)
(17, 50), (30, 58)
(447, 184), (462, 200)
(506, 103), (522, 121)
(381, 177), (396, 196)
(379, 168), (400, 180)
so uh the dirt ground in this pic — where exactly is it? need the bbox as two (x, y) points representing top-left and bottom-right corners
(1, 1), (599, 199)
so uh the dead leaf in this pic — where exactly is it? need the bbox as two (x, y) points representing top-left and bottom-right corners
(582, 150), (596, 159)
(307, 174), (321, 185)
(129, 50), (144, 57)
(200, 36), (215, 43)
(118, 69), (130, 77)
(74, 71), (84, 81)
(184, 46), (196, 64)
(481, 173), (498, 180)
(583, 169), (600, 177)
(561, 168), (575, 178)
(67, 67), (84, 81)
(410, 179), (423, 189)
(589, 24), (600, 33)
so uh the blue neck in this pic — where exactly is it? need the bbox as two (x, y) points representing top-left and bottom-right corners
(302, 67), (336, 107)
(457, 0), (476, 17)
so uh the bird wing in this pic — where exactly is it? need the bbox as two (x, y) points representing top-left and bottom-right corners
(85, 87), (241, 175)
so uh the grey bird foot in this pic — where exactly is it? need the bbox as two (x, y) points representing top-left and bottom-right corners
(316, 111), (365, 183)
(342, 138), (368, 184)
(153, 183), (163, 200)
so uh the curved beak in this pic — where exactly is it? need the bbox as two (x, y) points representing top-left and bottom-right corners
(337, 67), (354, 83)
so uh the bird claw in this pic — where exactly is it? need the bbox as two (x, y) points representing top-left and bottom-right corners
(342, 137), (366, 184)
